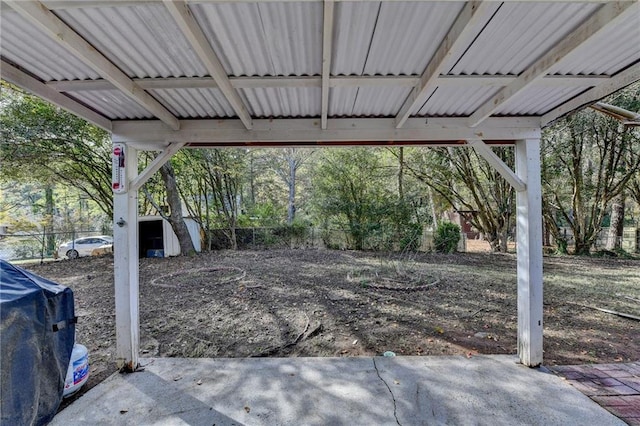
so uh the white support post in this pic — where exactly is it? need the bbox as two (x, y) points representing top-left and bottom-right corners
(113, 143), (140, 371)
(515, 138), (543, 367)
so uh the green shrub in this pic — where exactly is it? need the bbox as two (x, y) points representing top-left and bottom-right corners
(399, 223), (423, 252)
(434, 222), (460, 253)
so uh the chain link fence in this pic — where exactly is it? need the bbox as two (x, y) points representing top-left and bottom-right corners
(0, 230), (110, 262)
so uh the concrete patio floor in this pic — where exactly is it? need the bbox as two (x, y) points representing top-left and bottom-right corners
(51, 355), (625, 425)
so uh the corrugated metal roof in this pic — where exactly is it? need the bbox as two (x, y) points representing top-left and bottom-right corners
(547, 8), (640, 75)
(352, 86), (413, 116)
(361, 1), (466, 76)
(68, 90), (153, 120)
(0, 11), (99, 81)
(149, 88), (235, 118)
(331, 2), (380, 76)
(493, 86), (590, 116)
(1, 1), (638, 131)
(448, 2), (598, 75)
(239, 87), (320, 118)
(329, 86), (411, 117)
(190, 1), (322, 77)
(57, 4), (208, 78)
(417, 86), (498, 117)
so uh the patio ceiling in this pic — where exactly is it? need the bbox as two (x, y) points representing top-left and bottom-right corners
(1, 0), (638, 149)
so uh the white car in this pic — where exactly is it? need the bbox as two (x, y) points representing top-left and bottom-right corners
(57, 236), (113, 259)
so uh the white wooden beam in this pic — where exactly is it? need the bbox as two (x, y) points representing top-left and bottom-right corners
(163, 0), (253, 129)
(394, 1), (491, 128)
(46, 74), (611, 92)
(4, 0), (180, 131)
(1, 0), (632, 14)
(515, 138), (544, 367)
(113, 143), (140, 371)
(321, 0), (335, 129)
(542, 65), (640, 126)
(1, 60), (112, 131)
(1, 0), (625, 14)
(468, 1), (638, 127)
(112, 117), (542, 147)
(130, 143), (185, 192)
(467, 139), (526, 191)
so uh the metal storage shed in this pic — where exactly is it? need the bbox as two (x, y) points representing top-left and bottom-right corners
(139, 215), (202, 257)
(1, 0), (638, 372)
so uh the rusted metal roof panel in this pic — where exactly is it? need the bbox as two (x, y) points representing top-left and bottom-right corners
(149, 89), (235, 118)
(0, 11), (99, 81)
(189, 1), (322, 77)
(68, 90), (153, 120)
(239, 87), (320, 118)
(56, 4), (208, 78)
(447, 2), (598, 75)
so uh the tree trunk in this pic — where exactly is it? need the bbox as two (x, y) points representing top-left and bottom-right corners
(287, 156), (296, 225)
(160, 162), (196, 256)
(606, 193), (625, 251)
(398, 147), (404, 200)
(45, 185), (55, 256)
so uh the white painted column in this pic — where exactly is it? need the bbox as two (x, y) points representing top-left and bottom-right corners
(113, 143), (140, 371)
(515, 138), (544, 367)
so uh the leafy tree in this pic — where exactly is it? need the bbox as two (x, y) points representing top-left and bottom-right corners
(0, 84), (113, 217)
(312, 148), (406, 250)
(171, 149), (246, 250)
(541, 88), (640, 255)
(158, 162), (196, 255)
(272, 148), (314, 225)
(406, 146), (515, 252)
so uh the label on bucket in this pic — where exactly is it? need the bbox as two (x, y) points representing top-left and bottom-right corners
(72, 355), (89, 385)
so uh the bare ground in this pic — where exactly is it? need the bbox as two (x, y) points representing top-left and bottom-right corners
(21, 249), (640, 406)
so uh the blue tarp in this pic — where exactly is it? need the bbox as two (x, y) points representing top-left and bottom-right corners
(0, 260), (75, 426)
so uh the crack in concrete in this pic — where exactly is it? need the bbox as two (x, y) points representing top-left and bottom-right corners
(372, 357), (401, 426)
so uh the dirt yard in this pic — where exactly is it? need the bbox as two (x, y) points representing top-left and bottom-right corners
(21, 249), (639, 405)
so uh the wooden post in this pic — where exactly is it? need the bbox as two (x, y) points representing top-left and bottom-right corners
(113, 143), (140, 371)
(515, 138), (543, 367)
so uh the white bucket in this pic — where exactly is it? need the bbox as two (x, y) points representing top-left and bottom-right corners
(63, 343), (89, 398)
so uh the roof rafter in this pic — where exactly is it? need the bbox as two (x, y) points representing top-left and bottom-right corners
(541, 64), (640, 126)
(46, 74), (611, 92)
(321, 0), (335, 129)
(163, 0), (253, 129)
(394, 1), (491, 129)
(468, 0), (638, 127)
(1, 60), (112, 131)
(4, 0), (180, 131)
